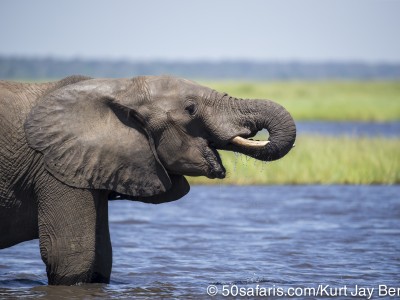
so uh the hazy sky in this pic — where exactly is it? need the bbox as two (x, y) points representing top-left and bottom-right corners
(1, 0), (399, 62)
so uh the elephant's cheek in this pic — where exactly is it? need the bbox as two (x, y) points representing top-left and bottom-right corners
(156, 138), (210, 177)
(164, 159), (207, 177)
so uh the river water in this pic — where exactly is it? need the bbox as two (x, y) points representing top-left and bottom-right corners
(296, 121), (400, 138)
(0, 185), (399, 299)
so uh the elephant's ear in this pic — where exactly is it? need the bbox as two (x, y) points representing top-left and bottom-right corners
(24, 78), (173, 197)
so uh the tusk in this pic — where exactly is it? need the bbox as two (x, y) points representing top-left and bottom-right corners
(231, 136), (270, 148)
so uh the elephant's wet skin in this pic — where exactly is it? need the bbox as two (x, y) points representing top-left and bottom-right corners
(0, 75), (296, 285)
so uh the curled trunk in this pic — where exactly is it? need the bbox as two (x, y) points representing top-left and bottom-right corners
(222, 98), (296, 161)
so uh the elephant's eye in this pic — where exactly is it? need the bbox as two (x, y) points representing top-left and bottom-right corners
(185, 102), (198, 116)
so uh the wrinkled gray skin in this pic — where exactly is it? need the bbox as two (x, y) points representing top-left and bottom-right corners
(0, 75), (296, 285)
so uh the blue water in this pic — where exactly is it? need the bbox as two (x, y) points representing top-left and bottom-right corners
(0, 185), (399, 299)
(296, 121), (400, 137)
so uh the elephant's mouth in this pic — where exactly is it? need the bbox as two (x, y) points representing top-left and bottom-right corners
(204, 135), (269, 179)
(205, 144), (226, 179)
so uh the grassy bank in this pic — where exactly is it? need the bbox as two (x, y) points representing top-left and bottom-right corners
(202, 81), (400, 121)
(187, 136), (400, 185)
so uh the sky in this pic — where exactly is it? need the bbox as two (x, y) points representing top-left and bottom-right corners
(1, 0), (400, 63)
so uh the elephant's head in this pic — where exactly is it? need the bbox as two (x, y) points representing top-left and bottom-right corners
(25, 76), (296, 203)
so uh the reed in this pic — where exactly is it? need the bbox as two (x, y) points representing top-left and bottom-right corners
(187, 136), (400, 185)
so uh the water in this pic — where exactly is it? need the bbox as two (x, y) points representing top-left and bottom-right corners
(296, 121), (400, 138)
(0, 185), (399, 299)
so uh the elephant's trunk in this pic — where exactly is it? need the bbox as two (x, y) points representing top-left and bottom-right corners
(222, 98), (296, 161)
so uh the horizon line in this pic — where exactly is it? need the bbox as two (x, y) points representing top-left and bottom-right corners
(1, 55), (400, 66)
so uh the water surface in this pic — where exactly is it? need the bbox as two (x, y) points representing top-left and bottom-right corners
(296, 121), (400, 137)
(0, 185), (399, 299)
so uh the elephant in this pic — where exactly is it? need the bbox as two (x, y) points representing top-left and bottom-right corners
(0, 75), (296, 285)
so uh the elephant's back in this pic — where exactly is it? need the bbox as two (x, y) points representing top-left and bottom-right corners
(0, 76), (91, 126)
(0, 81), (50, 124)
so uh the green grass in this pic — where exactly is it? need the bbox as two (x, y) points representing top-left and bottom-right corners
(187, 136), (400, 185)
(201, 81), (400, 121)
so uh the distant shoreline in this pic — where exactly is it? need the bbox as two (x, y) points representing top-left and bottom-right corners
(1, 56), (400, 80)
